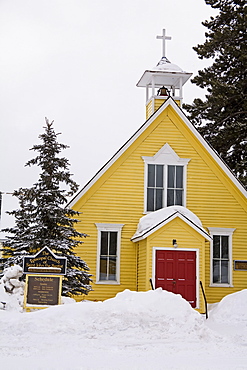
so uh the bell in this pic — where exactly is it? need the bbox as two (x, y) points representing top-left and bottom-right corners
(157, 86), (168, 96)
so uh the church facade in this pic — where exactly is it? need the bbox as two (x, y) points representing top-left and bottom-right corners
(68, 30), (247, 312)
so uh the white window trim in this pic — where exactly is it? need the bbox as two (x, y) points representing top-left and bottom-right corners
(142, 143), (190, 213)
(152, 247), (200, 309)
(95, 223), (124, 284)
(208, 227), (235, 287)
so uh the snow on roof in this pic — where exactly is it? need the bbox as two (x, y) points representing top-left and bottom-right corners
(152, 57), (184, 73)
(132, 206), (209, 241)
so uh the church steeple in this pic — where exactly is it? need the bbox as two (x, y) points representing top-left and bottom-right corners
(136, 29), (192, 119)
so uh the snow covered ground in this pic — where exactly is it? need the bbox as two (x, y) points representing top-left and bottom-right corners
(0, 289), (247, 370)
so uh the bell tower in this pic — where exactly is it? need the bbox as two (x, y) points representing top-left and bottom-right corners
(136, 29), (192, 119)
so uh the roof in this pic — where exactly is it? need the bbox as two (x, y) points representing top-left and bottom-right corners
(67, 97), (247, 207)
(131, 206), (211, 242)
(154, 57), (185, 72)
(136, 57), (192, 88)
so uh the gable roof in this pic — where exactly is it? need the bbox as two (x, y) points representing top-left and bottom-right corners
(67, 97), (247, 207)
(131, 206), (212, 242)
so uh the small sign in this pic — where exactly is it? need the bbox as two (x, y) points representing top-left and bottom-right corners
(23, 247), (67, 275)
(234, 260), (247, 271)
(26, 275), (61, 306)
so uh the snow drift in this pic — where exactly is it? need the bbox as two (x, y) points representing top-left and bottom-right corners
(208, 289), (247, 324)
(1, 289), (247, 370)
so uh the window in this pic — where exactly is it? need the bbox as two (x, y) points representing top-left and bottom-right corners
(167, 165), (184, 206)
(95, 223), (124, 284)
(212, 235), (229, 284)
(147, 164), (164, 211)
(147, 164), (184, 211)
(143, 144), (190, 212)
(100, 231), (117, 281)
(208, 228), (235, 287)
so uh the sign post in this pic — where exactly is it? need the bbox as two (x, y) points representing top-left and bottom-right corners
(23, 247), (67, 311)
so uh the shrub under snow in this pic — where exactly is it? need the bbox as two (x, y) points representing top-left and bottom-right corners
(0, 264), (24, 311)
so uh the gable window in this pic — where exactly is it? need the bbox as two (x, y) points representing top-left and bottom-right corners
(147, 164), (164, 211)
(208, 227), (235, 287)
(143, 144), (190, 212)
(167, 165), (184, 206)
(95, 223), (124, 284)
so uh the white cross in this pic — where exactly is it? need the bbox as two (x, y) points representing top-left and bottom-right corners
(156, 29), (172, 58)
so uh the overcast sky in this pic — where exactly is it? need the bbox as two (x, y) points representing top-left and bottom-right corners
(0, 0), (217, 232)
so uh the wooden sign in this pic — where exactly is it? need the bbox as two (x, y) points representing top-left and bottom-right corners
(26, 275), (62, 306)
(23, 247), (67, 310)
(23, 247), (67, 275)
(234, 260), (247, 271)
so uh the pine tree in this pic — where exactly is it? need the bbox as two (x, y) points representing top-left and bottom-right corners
(1, 119), (92, 296)
(183, 0), (247, 187)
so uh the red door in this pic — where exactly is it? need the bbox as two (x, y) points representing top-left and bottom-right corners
(155, 250), (196, 308)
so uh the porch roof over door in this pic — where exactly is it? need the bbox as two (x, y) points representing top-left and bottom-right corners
(131, 206), (211, 242)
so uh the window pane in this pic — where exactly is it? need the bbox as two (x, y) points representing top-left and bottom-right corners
(168, 166), (175, 188)
(213, 260), (220, 283)
(155, 189), (163, 210)
(109, 232), (117, 255)
(147, 188), (154, 211)
(156, 165), (163, 187)
(101, 231), (108, 255)
(221, 260), (229, 283)
(213, 236), (220, 258)
(108, 257), (117, 280)
(100, 257), (107, 280)
(167, 189), (174, 206)
(176, 166), (183, 188)
(148, 164), (155, 187)
(222, 236), (229, 259)
(175, 190), (183, 205)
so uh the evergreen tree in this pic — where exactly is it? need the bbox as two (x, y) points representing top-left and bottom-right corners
(183, 0), (247, 187)
(1, 119), (92, 296)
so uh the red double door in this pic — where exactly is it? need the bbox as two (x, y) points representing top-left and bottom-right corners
(155, 250), (196, 308)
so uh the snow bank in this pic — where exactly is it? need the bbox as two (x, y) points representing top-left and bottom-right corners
(2, 289), (214, 344)
(1, 289), (247, 370)
(98, 289), (207, 340)
(208, 289), (247, 324)
(61, 296), (76, 305)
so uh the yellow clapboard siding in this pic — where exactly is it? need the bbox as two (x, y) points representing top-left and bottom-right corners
(72, 102), (247, 307)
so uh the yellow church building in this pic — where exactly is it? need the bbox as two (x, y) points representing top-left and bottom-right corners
(68, 30), (247, 312)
